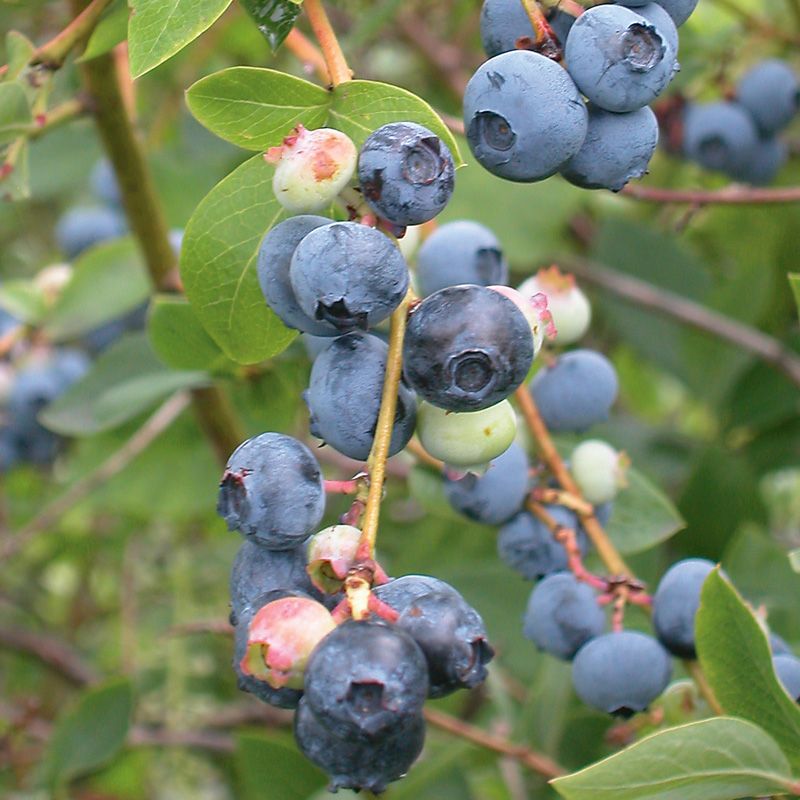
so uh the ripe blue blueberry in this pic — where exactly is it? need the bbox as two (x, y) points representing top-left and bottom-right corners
(443, 440), (530, 525)
(217, 433), (325, 549)
(572, 631), (673, 715)
(479, 0), (536, 57)
(683, 102), (758, 176)
(560, 103), (659, 192)
(304, 331), (417, 461)
(564, 5), (678, 113)
(358, 122), (455, 226)
(416, 221), (507, 297)
(497, 506), (589, 580)
(90, 159), (122, 208)
(770, 632), (794, 657)
(294, 697), (425, 794)
(403, 285), (534, 412)
(523, 572), (606, 660)
(636, 3), (679, 52)
(303, 619), (428, 740)
(729, 136), (788, 186)
(289, 221), (409, 332)
(463, 50), (588, 182)
(547, 8), (577, 44)
(529, 349), (618, 432)
(618, 0), (698, 25)
(258, 215), (343, 336)
(372, 574), (461, 608)
(773, 654), (800, 702)
(652, 558), (715, 658)
(736, 59), (799, 135)
(55, 206), (127, 259)
(84, 303), (147, 354)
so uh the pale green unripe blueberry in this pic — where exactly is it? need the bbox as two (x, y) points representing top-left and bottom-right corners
(266, 125), (357, 213)
(571, 438), (629, 504)
(306, 524), (362, 594)
(417, 399), (517, 468)
(518, 266), (591, 345)
(489, 285), (555, 358)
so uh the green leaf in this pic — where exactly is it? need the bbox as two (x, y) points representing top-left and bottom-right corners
(235, 732), (326, 800)
(79, 0), (129, 62)
(606, 466), (685, 554)
(4, 31), (35, 81)
(40, 333), (208, 435)
(0, 82), (32, 144)
(148, 295), (232, 371)
(44, 238), (151, 340)
(0, 279), (45, 323)
(790, 548), (800, 574)
(128, 0), (233, 78)
(789, 273), (800, 319)
(38, 679), (133, 789)
(1, 136), (30, 201)
(551, 717), (795, 800)
(185, 67), (329, 151)
(239, 0), (304, 52)
(696, 568), (800, 771)
(329, 80), (462, 161)
(180, 154), (297, 364)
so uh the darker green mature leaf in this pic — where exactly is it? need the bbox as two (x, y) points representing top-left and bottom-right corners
(148, 295), (233, 372)
(551, 717), (794, 800)
(185, 68), (329, 151)
(44, 238), (151, 340)
(180, 154), (297, 364)
(235, 732), (326, 800)
(39, 679), (133, 789)
(128, 0), (233, 78)
(696, 569), (800, 771)
(41, 333), (208, 435)
(0, 81), (32, 144)
(79, 0), (129, 62)
(606, 467), (685, 554)
(239, 0), (303, 51)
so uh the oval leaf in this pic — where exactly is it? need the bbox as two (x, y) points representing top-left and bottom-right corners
(186, 67), (330, 150)
(180, 154), (296, 364)
(239, 0), (303, 52)
(0, 81), (32, 145)
(551, 717), (794, 800)
(78, 0), (129, 62)
(696, 568), (800, 771)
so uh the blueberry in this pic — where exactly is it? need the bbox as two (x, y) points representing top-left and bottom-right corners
(415, 221), (507, 297)
(572, 631), (672, 715)
(529, 349), (618, 432)
(497, 506), (589, 580)
(372, 574), (462, 608)
(523, 572), (606, 660)
(773, 654), (800, 702)
(403, 285), (533, 412)
(571, 439), (628, 505)
(84, 303), (148, 354)
(683, 102), (758, 176)
(729, 136), (788, 186)
(564, 5), (678, 113)
(594, 501), (614, 528)
(618, 0), (698, 25)
(652, 558), (715, 658)
(257, 215), (338, 336)
(55, 206), (127, 260)
(289, 221), (409, 332)
(306, 524), (363, 594)
(479, 0), (536, 57)
(560, 103), (659, 192)
(294, 698), (425, 794)
(463, 50), (588, 182)
(358, 122), (455, 226)
(90, 159), (122, 208)
(301, 333), (334, 360)
(169, 228), (184, 256)
(377, 585), (494, 697)
(443, 440), (530, 525)
(736, 60), (799, 135)
(518, 267), (591, 346)
(636, 3), (679, 52)
(217, 433), (325, 548)
(229, 539), (321, 625)
(770, 632), (794, 657)
(0, 427), (20, 473)
(547, 8), (578, 45)
(304, 619), (428, 740)
(304, 331), (417, 461)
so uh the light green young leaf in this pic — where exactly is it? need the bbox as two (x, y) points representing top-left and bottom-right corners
(128, 0), (233, 78)
(790, 548), (800, 573)
(0, 82), (32, 144)
(180, 154), (297, 364)
(551, 717), (795, 800)
(79, 0), (129, 62)
(5, 31), (35, 81)
(789, 273), (800, 319)
(696, 568), (800, 771)
(0, 279), (45, 324)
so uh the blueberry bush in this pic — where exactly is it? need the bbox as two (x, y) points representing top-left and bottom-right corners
(2, 0), (800, 798)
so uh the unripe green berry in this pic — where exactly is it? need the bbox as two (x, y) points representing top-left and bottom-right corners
(518, 266), (591, 346)
(306, 524), (362, 594)
(489, 284), (556, 358)
(571, 438), (629, 504)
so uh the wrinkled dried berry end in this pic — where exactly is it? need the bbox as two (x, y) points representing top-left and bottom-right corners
(620, 23), (664, 72)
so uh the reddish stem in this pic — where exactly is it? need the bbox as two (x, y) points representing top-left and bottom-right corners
(324, 479), (360, 495)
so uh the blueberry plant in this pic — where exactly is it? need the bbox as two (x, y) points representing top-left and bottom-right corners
(2, 0), (800, 798)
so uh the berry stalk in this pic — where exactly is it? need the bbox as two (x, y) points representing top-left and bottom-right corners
(31, 0), (114, 69)
(304, 0), (353, 87)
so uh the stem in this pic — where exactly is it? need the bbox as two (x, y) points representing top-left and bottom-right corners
(31, 0), (114, 68)
(26, 97), (89, 139)
(514, 386), (632, 576)
(622, 182), (800, 205)
(284, 28), (331, 84)
(685, 659), (723, 715)
(324, 479), (361, 495)
(304, 0), (353, 86)
(519, 0), (553, 43)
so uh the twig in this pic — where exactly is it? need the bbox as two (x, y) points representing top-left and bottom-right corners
(27, 97), (89, 139)
(621, 182), (800, 205)
(31, 0), (115, 68)
(304, 0), (352, 86)
(684, 659), (723, 715)
(284, 28), (331, 84)
(563, 258), (800, 388)
(424, 707), (565, 780)
(0, 392), (190, 560)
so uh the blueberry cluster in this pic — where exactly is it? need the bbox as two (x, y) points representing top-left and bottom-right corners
(218, 434), (494, 793)
(681, 60), (799, 185)
(471, 0), (697, 190)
